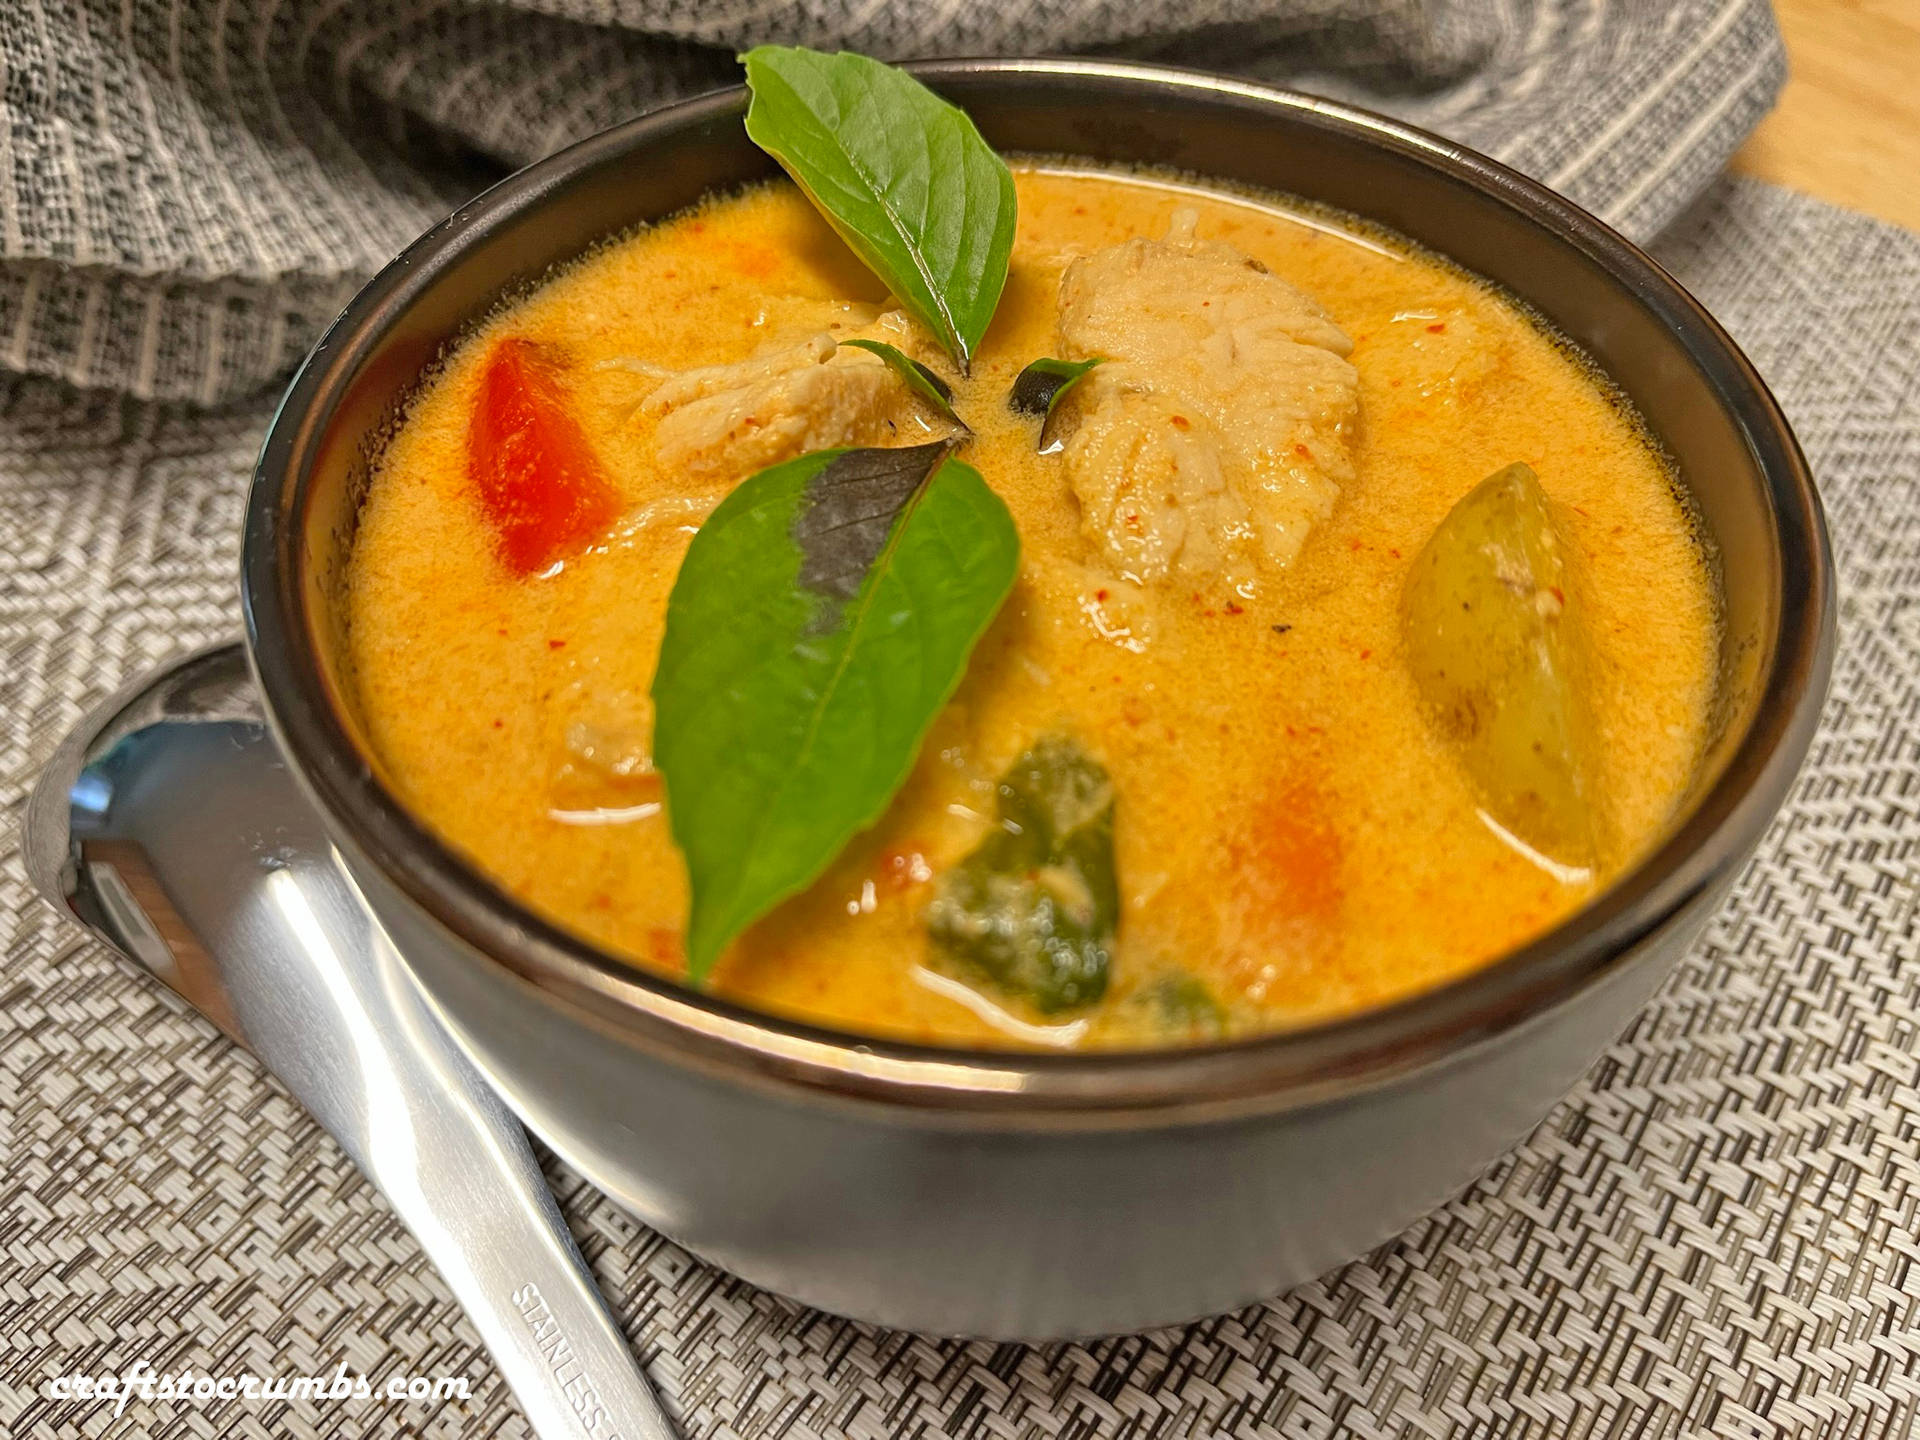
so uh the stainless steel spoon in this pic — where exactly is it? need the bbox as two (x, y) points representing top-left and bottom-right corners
(24, 641), (676, 1440)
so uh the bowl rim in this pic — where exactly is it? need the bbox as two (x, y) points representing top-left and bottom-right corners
(242, 56), (1834, 1120)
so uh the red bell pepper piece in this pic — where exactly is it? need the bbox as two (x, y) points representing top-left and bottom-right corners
(467, 338), (620, 574)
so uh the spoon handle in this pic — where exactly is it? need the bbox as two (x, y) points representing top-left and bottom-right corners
(316, 854), (678, 1440)
(30, 644), (676, 1440)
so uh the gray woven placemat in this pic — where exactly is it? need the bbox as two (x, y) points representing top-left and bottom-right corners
(4, 3), (1918, 1437)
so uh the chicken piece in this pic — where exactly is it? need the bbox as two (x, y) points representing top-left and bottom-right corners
(548, 718), (663, 823)
(1370, 301), (1514, 408)
(1056, 209), (1361, 586)
(1060, 388), (1244, 582)
(643, 310), (951, 480)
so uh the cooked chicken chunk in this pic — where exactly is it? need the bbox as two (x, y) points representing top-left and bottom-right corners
(643, 310), (950, 479)
(1056, 210), (1361, 586)
(1371, 300), (1513, 408)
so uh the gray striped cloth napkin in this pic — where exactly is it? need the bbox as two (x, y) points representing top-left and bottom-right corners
(4, 2), (1918, 1437)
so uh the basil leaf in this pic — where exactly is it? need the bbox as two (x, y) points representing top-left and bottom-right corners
(741, 46), (1016, 374)
(1008, 357), (1102, 418)
(840, 338), (970, 434)
(653, 442), (1020, 981)
(1009, 356), (1103, 453)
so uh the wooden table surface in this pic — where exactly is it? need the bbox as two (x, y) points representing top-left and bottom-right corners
(1731, 0), (1920, 231)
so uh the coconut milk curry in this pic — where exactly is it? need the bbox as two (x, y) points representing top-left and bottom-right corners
(346, 166), (1717, 1049)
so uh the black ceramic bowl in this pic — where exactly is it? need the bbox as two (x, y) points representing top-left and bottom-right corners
(242, 60), (1832, 1337)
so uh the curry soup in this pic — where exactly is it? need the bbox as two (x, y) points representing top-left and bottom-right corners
(345, 166), (1717, 1050)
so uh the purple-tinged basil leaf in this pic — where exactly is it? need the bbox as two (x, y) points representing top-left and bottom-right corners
(652, 442), (1020, 981)
(1009, 356), (1104, 453)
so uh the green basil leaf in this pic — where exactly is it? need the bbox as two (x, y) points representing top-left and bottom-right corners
(653, 441), (1021, 981)
(1008, 357), (1102, 418)
(1009, 356), (1104, 452)
(740, 46), (1016, 374)
(840, 338), (970, 434)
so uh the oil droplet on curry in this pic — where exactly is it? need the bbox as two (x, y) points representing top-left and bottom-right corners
(346, 166), (1718, 1050)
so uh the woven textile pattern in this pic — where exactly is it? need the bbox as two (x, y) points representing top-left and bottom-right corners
(0, 0), (1782, 402)
(3, 1), (1918, 1437)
